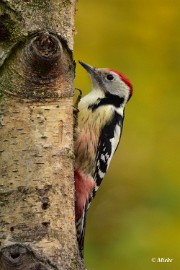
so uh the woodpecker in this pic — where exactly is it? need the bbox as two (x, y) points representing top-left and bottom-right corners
(75, 61), (133, 258)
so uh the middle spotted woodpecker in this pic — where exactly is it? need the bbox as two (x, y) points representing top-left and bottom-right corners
(75, 61), (133, 257)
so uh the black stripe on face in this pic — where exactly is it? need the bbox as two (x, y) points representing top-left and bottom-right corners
(88, 94), (124, 111)
(105, 93), (124, 107)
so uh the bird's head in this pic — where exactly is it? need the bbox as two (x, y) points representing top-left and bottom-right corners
(79, 61), (133, 103)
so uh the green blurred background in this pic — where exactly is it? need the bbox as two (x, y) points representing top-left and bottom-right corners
(74, 0), (180, 269)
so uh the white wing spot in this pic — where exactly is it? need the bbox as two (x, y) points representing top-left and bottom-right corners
(98, 170), (105, 179)
(100, 154), (105, 162)
(95, 185), (99, 192)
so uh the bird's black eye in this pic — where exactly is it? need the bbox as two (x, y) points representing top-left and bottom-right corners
(106, 74), (114, 81)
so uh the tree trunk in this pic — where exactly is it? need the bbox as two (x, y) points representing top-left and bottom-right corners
(0, 1), (84, 269)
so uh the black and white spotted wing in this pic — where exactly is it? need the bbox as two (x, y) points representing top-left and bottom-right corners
(93, 111), (124, 193)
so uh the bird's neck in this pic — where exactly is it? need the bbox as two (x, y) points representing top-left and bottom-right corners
(79, 88), (125, 112)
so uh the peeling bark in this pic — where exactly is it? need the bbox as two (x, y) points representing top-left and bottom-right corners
(0, 1), (84, 269)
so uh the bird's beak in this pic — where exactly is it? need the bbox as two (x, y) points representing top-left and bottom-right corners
(79, 61), (95, 74)
(79, 61), (101, 90)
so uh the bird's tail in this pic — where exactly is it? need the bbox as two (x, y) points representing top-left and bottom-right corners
(76, 203), (88, 258)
